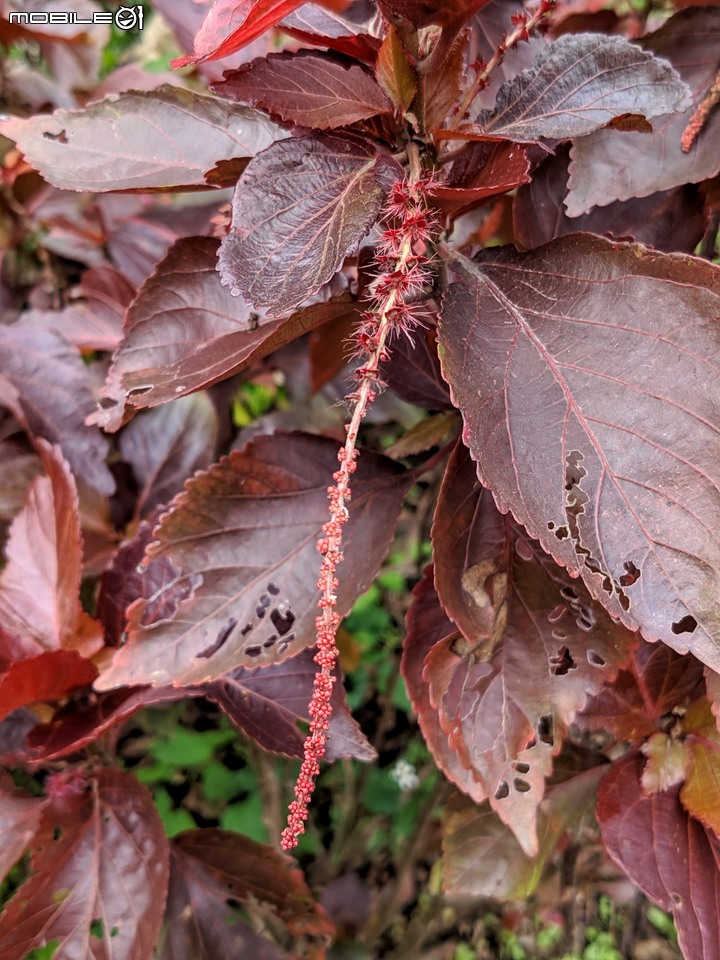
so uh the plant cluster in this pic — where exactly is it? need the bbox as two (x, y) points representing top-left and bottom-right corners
(0, 0), (720, 957)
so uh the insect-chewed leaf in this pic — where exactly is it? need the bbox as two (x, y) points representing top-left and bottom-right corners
(598, 753), (720, 960)
(0, 86), (285, 192)
(0, 767), (169, 960)
(567, 8), (720, 215)
(426, 441), (631, 854)
(477, 34), (690, 142)
(218, 133), (402, 314)
(439, 237), (720, 673)
(95, 432), (411, 689)
(214, 50), (392, 128)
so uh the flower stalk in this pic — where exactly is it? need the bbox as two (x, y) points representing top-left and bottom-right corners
(280, 163), (440, 850)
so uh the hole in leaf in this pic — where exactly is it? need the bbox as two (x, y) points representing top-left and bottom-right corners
(53, 826), (62, 841)
(127, 385), (153, 398)
(577, 616), (594, 633)
(245, 645), (262, 658)
(550, 647), (577, 676)
(619, 560), (641, 587)
(587, 650), (606, 668)
(267, 582), (280, 595)
(551, 628), (567, 642)
(672, 615), (697, 635)
(271, 605), (296, 636)
(561, 586), (580, 602)
(259, 594), (271, 609)
(513, 761), (530, 774)
(671, 892), (682, 907)
(255, 606), (266, 619)
(513, 778), (531, 793)
(602, 576), (613, 595)
(90, 919), (104, 939)
(263, 635), (277, 648)
(44, 128), (68, 143)
(494, 780), (509, 800)
(554, 525), (569, 540)
(278, 640), (289, 654)
(537, 715), (553, 744)
(98, 396), (118, 409)
(240, 623), (252, 637)
(547, 604), (566, 624)
(197, 618), (237, 659)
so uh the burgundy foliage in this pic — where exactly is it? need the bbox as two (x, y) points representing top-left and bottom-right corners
(1, 0), (719, 956)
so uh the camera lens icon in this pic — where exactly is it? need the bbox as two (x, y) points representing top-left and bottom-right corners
(115, 5), (144, 31)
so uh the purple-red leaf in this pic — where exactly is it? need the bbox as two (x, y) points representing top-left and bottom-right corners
(218, 133), (401, 313)
(377, 0), (493, 28)
(425, 441), (631, 853)
(477, 35), (690, 142)
(567, 9), (720, 215)
(172, 0), (310, 67)
(119, 393), (219, 517)
(430, 140), (530, 218)
(438, 236), (720, 673)
(95, 237), (352, 430)
(0, 442), (103, 666)
(0, 86), (284, 192)
(0, 772), (43, 886)
(159, 830), (332, 959)
(206, 648), (375, 761)
(513, 145), (706, 253)
(213, 50), (392, 129)
(578, 642), (704, 742)
(380, 324), (454, 411)
(280, 1), (384, 63)
(0, 767), (170, 960)
(0, 651), (98, 725)
(95, 433), (410, 689)
(0, 326), (113, 495)
(598, 752), (720, 960)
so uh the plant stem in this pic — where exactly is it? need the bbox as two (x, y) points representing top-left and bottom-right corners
(451, 0), (556, 128)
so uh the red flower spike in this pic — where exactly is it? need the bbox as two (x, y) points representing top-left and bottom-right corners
(280, 169), (441, 850)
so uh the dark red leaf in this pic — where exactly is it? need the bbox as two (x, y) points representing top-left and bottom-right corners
(159, 830), (332, 959)
(0, 772), (43, 885)
(377, 0), (493, 28)
(0, 651), (98, 725)
(567, 8), (720, 215)
(0, 442), (103, 666)
(430, 140), (530, 219)
(0, 767), (170, 960)
(578, 642), (704, 742)
(375, 27), (416, 113)
(420, 31), (467, 132)
(119, 393), (219, 517)
(401, 567), (489, 805)
(379, 324), (454, 411)
(477, 35), (690, 142)
(280, 1), (384, 63)
(513, 144), (706, 254)
(95, 519), (188, 649)
(214, 50), (392, 129)
(206, 648), (376, 761)
(439, 236), (720, 673)
(94, 237), (353, 430)
(426, 440), (631, 853)
(95, 433), (411, 689)
(172, 0), (312, 67)
(0, 86), (284, 192)
(27, 686), (185, 763)
(0, 327), (113, 495)
(218, 133), (401, 313)
(598, 752), (720, 960)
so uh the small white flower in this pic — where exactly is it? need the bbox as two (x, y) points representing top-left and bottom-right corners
(390, 759), (420, 791)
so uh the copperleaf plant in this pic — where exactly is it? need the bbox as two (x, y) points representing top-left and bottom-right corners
(1, 0), (720, 957)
